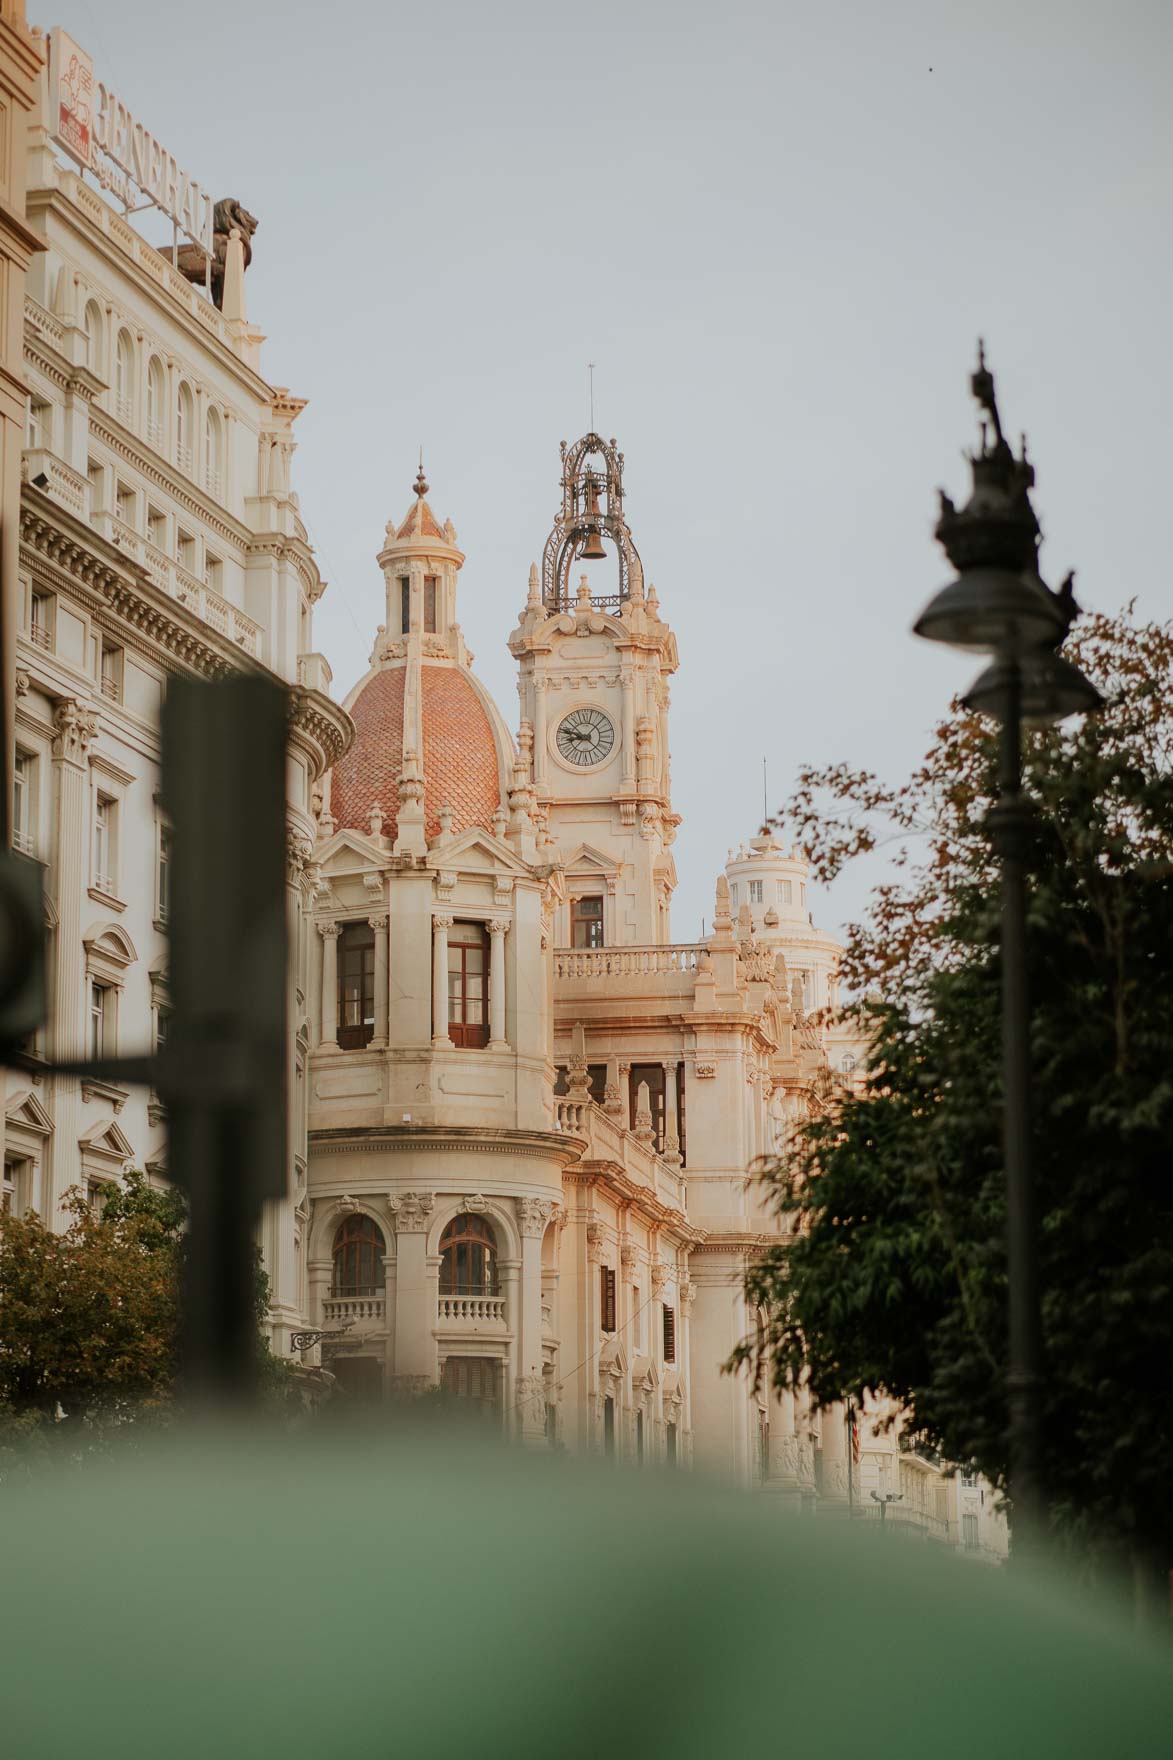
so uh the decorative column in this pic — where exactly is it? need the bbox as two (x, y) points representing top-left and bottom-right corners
(621, 671), (636, 786)
(369, 914), (389, 1047)
(516, 1197), (553, 1444)
(389, 1190), (436, 1392)
(679, 1273), (696, 1456)
(48, 701), (98, 1216)
(663, 1060), (682, 1166)
(532, 679), (548, 787)
(431, 914), (452, 1047)
(488, 919), (509, 1049)
(819, 1399), (850, 1509)
(318, 922), (340, 1050)
(766, 1385), (802, 1503)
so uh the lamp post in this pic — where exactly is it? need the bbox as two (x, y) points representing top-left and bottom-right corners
(913, 347), (1101, 1546)
(871, 1490), (903, 1530)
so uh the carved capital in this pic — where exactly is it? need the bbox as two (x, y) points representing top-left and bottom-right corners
(318, 921), (341, 941)
(488, 918), (510, 939)
(387, 1189), (434, 1232)
(367, 914), (388, 933)
(51, 698), (98, 764)
(650, 1260), (669, 1295)
(585, 1218), (607, 1263)
(620, 1240), (638, 1277)
(15, 668), (29, 697)
(517, 1196), (553, 1239)
(432, 914), (454, 933)
(680, 1278), (696, 1314)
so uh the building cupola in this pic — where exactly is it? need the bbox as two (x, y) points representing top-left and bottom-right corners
(541, 433), (643, 614)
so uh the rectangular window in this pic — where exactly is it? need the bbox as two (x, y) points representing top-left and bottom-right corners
(962, 1512), (980, 1551)
(13, 751), (34, 855)
(603, 1394), (616, 1457)
(666, 1422), (677, 1464)
(29, 589), (53, 649)
(570, 895), (604, 949)
(93, 795), (115, 894)
(87, 458), (104, 510)
(662, 1303), (676, 1363)
(749, 879), (763, 903)
(87, 1179), (111, 1217)
(400, 576), (410, 635)
(100, 642), (122, 702)
(147, 505), (166, 548)
(156, 824), (171, 925)
(440, 1356), (501, 1419)
(779, 879), (793, 905)
(90, 981), (109, 1059)
(960, 1472), (977, 1488)
(26, 398), (49, 450)
(204, 553), (222, 595)
(176, 528), (196, 571)
(600, 1265), (616, 1333)
(636, 1409), (644, 1463)
(3, 1157), (31, 1216)
(423, 575), (438, 633)
(447, 922), (488, 1049)
(115, 481), (135, 526)
(337, 921), (376, 1050)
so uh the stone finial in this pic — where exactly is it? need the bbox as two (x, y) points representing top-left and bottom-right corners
(566, 1021), (592, 1104)
(764, 906), (779, 928)
(367, 802), (385, 838)
(491, 803), (509, 840)
(576, 573), (592, 608)
(435, 803), (455, 846)
(527, 562), (541, 607)
(791, 975), (804, 1015)
(737, 900), (753, 938)
(633, 1081), (655, 1145)
(393, 750), (427, 857)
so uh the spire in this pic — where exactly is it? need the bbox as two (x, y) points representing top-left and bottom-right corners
(414, 450), (429, 500)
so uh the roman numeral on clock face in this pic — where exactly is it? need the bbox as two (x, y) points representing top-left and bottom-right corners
(556, 707), (615, 767)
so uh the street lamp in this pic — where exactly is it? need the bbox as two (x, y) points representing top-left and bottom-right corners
(912, 346), (1101, 1546)
(871, 1490), (903, 1530)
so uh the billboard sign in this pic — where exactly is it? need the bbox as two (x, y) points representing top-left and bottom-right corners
(48, 29), (213, 255)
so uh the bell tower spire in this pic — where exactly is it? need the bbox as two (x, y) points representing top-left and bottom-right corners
(510, 433), (679, 945)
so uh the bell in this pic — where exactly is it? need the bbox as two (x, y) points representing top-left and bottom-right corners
(580, 528), (606, 560)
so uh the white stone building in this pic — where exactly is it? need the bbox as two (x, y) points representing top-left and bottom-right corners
(3, 26), (1002, 1559)
(3, 32), (349, 1366)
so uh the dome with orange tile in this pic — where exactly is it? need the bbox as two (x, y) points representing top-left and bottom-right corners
(330, 661), (503, 841)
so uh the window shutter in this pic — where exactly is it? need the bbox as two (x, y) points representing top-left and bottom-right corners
(601, 1265), (616, 1332)
(662, 1303), (676, 1363)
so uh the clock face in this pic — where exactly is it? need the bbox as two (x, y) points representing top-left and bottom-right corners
(556, 707), (616, 768)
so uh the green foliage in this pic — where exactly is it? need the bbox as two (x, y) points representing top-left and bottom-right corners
(735, 609), (1173, 1573)
(0, 1170), (299, 1451)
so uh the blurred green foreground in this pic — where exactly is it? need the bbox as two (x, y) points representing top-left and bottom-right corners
(2, 1423), (1170, 1758)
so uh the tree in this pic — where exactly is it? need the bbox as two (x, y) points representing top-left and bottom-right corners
(733, 608), (1173, 1587)
(0, 1171), (296, 1440)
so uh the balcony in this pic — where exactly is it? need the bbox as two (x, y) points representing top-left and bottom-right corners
(555, 1095), (686, 1215)
(437, 1293), (507, 1330)
(554, 943), (706, 980)
(323, 1295), (385, 1325)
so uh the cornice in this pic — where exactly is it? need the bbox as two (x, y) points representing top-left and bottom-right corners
(288, 686), (353, 778)
(21, 491), (261, 682)
(309, 1124), (581, 1167)
(88, 405), (250, 552)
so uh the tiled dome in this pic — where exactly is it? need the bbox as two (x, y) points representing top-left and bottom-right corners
(331, 661), (502, 841)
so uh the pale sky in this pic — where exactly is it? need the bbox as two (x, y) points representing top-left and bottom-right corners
(50, 0), (1173, 941)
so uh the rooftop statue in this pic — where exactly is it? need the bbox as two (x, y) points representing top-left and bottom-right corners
(170, 197), (259, 310)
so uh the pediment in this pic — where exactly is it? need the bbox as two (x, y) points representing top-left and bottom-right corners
(82, 922), (138, 967)
(6, 1089), (53, 1136)
(315, 827), (385, 870)
(631, 1352), (659, 1392)
(79, 1117), (134, 1163)
(433, 828), (531, 876)
(598, 1339), (629, 1380)
(563, 843), (619, 876)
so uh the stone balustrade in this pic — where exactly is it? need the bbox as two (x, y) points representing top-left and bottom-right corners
(556, 1094), (685, 1214)
(437, 1294), (507, 1326)
(554, 943), (706, 980)
(323, 1295), (385, 1324)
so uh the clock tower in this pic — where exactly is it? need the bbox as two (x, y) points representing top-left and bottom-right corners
(509, 434), (679, 946)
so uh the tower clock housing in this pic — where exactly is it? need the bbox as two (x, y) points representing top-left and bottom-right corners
(509, 434), (679, 946)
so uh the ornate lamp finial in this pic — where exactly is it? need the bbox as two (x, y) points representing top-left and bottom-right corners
(414, 448), (428, 500)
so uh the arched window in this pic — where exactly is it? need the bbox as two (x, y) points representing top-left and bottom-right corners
(146, 357), (165, 446)
(439, 1214), (498, 1295)
(83, 300), (104, 376)
(114, 330), (134, 421)
(332, 1214), (385, 1296)
(205, 406), (223, 493)
(176, 381), (194, 473)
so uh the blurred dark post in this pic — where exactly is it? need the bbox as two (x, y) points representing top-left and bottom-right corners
(161, 675), (289, 1404)
(914, 346), (1100, 1545)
